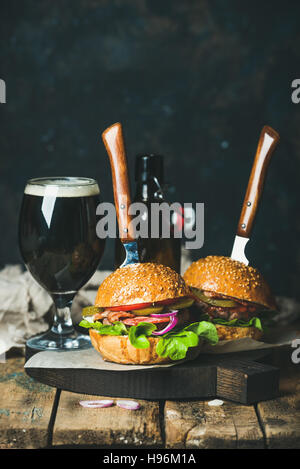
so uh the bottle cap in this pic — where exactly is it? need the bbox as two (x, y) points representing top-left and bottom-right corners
(135, 154), (164, 183)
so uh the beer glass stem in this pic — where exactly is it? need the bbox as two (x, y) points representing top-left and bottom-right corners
(51, 293), (75, 336)
(52, 306), (74, 335)
(26, 291), (91, 351)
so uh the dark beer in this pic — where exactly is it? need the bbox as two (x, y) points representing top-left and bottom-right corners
(19, 177), (104, 296)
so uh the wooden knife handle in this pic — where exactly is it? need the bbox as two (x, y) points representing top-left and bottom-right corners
(236, 125), (280, 238)
(102, 122), (135, 243)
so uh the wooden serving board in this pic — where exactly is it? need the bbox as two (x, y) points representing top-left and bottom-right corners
(25, 346), (280, 405)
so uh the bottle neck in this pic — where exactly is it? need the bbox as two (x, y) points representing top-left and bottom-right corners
(134, 178), (164, 202)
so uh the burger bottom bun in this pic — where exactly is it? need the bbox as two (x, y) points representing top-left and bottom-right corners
(89, 329), (172, 365)
(215, 324), (263, 341)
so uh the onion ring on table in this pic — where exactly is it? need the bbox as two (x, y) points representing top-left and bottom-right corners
(116, 400), (140, 410)
(79, 400), (114, 408)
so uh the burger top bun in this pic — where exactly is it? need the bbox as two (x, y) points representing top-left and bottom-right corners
(183, 255), (276, 311)
(95, 262), (191, 308)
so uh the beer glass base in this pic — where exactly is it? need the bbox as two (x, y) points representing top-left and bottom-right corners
(26, 329), (92, 352)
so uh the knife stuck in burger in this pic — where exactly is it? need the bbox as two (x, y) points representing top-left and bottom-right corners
(79, 122), (218, 364)
(183, 126), (280, 342)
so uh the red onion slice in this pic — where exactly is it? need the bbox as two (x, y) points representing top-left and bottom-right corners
(116, 400), (140, 410)
(152, 313), (178, 335)
(79, 399), (114, 408)
(150, 310), (178, 318)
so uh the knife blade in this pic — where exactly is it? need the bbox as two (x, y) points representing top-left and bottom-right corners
(102, 122), (139, 267)
(231, 125), (280, 264)
(231, 235), (250, 265)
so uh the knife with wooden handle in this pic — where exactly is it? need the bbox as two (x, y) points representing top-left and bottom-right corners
(102, 122), (139, 267)
(231, 125), (280, 265)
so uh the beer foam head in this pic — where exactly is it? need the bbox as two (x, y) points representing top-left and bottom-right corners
(24, 177), (100, 197)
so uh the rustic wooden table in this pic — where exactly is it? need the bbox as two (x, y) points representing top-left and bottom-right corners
(0, 348), (299, 449)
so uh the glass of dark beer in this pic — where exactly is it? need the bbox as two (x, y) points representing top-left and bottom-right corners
(19, 177), (105, 351)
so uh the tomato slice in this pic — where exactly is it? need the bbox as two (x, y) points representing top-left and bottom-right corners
(107, 296), (192, 312)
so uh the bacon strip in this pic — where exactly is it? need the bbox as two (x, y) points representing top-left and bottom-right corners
(93, 311), (109, 321)
(107, 311), (135, 323)
(122, 316), (170, 326)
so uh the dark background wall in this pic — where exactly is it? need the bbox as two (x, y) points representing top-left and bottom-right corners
(0, 0), (299, 299)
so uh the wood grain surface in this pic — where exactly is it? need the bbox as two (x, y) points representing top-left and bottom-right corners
(257, 394), (300, 449)
(0, 356), (56, 449)
(24, 351), (280, 404)
(0, 350), (299, 449)
(256, 349), (300, 449)
(52, 391), (162, 447)
(164, 400), (264, 449)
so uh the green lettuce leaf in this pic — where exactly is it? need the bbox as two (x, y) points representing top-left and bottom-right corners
(79, 319), (128, 336)
(79, 317), (218, 361)
(156, 335), (190, 360)
(156, 320), (219, 361)
(197, 310), (277, 332)
(184, 321), (219, 345)
(211, 316), (263, 331)
(128, 322), (157, 349)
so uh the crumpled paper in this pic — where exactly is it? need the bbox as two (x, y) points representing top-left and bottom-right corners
(0, 265), (51, 355)
(0, 265), (112, 355)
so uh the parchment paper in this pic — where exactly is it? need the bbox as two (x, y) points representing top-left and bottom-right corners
(201, 325), (300, 353)
(24, 324), (300, 371)
(24, 344), (202, 371)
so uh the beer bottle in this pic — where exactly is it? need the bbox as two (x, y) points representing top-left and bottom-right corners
(114, 154), (181, 272)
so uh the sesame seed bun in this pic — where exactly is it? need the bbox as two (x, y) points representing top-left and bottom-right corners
(89, 329), (171, 364)
(183, 255), (276, 310)
(91, 263), (195, 364)
(95, 262), (191, 308)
